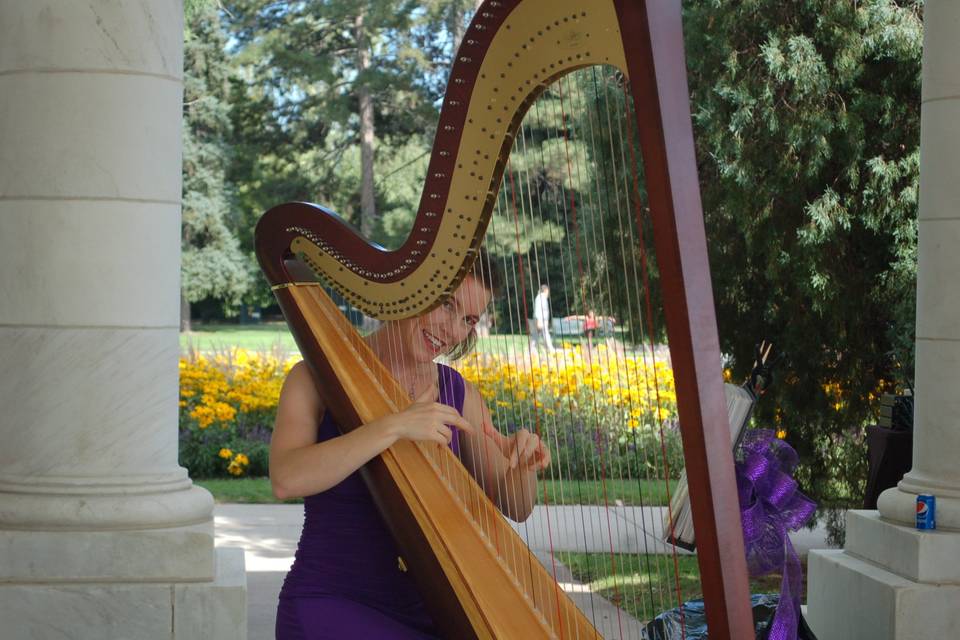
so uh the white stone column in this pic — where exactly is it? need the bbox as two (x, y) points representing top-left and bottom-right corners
(807, 2), (960, 638)
(0, 2), (245, 638)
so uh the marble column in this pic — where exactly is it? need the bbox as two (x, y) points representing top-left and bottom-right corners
(807, 2), (960, 638)
(0, 2), (245, 638)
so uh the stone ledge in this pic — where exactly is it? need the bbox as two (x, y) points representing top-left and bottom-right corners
(0, 521), (215, 582)
(175, 547), (247, 640)
(807, 549), (960, 640)
(0, 547), (246, 640)
(845, 510), (960, 583)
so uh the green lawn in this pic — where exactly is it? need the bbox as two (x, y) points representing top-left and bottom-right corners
(557, 551), (789, 623)
(195, 476), (672, 506)
(539, 478), (673, 507)
(195, 477), (302, 504)
(180, 325), (603, 357)
(180, 323), (299, 354)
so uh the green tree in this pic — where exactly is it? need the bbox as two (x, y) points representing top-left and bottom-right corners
(224, 0), (442, 251)
(683, 0), (922, 506)
(181, 5), (253, 330)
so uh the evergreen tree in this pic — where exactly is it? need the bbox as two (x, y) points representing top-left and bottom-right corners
(181, 5), (253, 330)
(683, 0), (922, 505)
(224, 0), (441, 252)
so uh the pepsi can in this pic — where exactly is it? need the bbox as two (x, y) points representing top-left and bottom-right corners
(916, 494), (936, 530)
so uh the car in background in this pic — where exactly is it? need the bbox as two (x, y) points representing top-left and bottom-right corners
(551, 315), (616, 337)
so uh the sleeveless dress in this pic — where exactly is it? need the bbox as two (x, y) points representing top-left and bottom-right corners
(275, 364), (466, 640)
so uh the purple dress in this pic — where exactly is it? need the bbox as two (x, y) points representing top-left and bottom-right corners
(276, 364), (466, 640)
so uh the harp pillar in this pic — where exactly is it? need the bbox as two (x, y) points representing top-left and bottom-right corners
(0, 2), (246, 638)
(807, 1), (960, 637)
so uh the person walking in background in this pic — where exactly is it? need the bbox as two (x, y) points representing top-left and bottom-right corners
(583, 308), (598, 354)
(533, 284), (554, 352)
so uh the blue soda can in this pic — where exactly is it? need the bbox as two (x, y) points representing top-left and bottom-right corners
(916, 494), (936, 530)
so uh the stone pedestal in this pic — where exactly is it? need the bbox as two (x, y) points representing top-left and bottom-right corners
(1, 548), (246, 640)
(0, 2), (246, 637)
(808, 513), (960, 640)
(807, 2), (960, 638)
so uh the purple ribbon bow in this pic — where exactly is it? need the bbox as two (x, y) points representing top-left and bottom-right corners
(736, 429), (817, 640)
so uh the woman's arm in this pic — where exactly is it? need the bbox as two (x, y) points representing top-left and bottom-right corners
(270, 361), (476, 500)
(459, 382), (551, 522)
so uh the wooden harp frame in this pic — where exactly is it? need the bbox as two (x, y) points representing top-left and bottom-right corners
(256, 0), (753, 638)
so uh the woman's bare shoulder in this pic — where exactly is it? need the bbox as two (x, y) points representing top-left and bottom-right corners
(459, 377), (488, 421)
(279, 361), (324, 410)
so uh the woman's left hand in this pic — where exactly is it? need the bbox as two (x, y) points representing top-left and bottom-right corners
(504, 429), (551, 471)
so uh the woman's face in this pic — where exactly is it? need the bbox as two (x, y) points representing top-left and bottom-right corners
(398, 275), (491, 362)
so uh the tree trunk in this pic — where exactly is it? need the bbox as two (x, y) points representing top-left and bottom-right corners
(450, 2), (466, 54)
(355, 11), (377, 238)
(180, 289), (191, 333)
(450, 0), (482, 57)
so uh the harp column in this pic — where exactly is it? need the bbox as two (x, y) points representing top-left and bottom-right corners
(807, 2), (960, 638)
(0, 2), (246, 639)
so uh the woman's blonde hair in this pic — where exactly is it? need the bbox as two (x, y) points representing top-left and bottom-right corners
(445, 248), (500, 361)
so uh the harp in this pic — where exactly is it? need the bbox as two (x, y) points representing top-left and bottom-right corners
(256, 0), (752, 638)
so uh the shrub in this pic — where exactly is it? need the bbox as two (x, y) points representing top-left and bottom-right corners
(458, 345), (685, 481)
(179, 348), (295, 478)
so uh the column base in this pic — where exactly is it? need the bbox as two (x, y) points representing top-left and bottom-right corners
(0, 547), (247, 640)
(878, 481), (960, 531)
(0, 519), (215, 582)
(806, 511), (960, 640)
(807, 549), (960, 640)
(844, 510), (960, 582)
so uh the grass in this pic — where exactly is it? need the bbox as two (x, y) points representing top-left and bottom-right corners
(180, 323), (299, 353)
(179, 325), (612, 358)
(195, 477), (302, 504)
(196, 476), (672, 507)
(539, 478), (672, 507)
(557, 551), (791, 623)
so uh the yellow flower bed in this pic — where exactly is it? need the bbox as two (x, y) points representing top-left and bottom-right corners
(179, 349), (298, 477)
(179, 344), (686, 479)
(458, 345), (685, 479)
(459, 345), (679, 429)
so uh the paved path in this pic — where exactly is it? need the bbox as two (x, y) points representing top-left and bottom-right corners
(215, 504), (836, 640)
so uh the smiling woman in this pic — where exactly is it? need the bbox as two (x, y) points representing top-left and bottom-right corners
(268, 248), (549, 639)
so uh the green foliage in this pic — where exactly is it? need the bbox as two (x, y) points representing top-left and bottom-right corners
(223, 0), (448, 248)
(181, 2), (924, 513)
(682, 0), (922, 504)
(182, 7), (254, 313)
(180, 438), (270, 478)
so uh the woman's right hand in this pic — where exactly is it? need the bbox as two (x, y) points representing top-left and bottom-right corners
(368, 384), (476, 446)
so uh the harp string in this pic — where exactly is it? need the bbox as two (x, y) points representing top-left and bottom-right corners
(621, 77), (677, 619)
(512, 121), (567, 623)
(587, 70), (649, 619)
(616, 75), (690, 623)
(594, 66), (678, 611)
(333, 64), (710, 634)
(581, 67), (642, 618)
(530, 87), (600, 640)
(563, 72), (624, 627)
(483, 215), (521, 585)
(506, 156), (566, 623)
(548, 74), (622, 639)
(591, 67), (670, 616)
(578, 71), (651, 638)
(526, 73), (599, 633)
